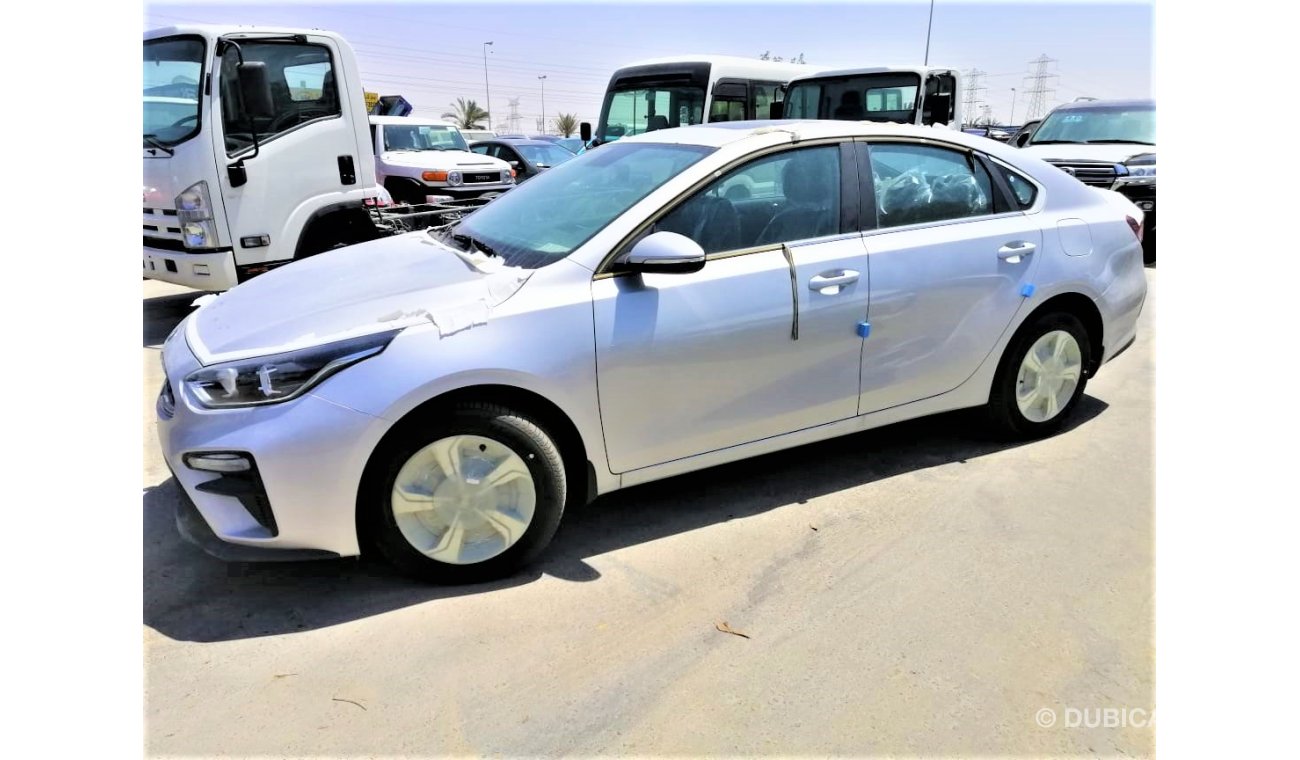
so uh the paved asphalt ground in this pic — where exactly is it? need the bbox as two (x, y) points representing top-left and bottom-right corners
(143, 268), (1155, 757)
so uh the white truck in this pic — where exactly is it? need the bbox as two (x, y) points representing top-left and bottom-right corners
(369, 116), (515, 205)
(143, 25), (487, 292)
(777, 65), (963, 128)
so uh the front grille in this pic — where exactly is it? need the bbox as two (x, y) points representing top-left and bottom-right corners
(1045, 160), (1118, 187)
(464, 172), (501, 184)
(144, 206), (184, 241)
(145, 235), (188, 252)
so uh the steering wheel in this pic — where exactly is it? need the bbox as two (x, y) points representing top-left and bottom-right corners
(170, 114), (198, 128)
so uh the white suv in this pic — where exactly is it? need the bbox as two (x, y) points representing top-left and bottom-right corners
(370, 116), (515, 204)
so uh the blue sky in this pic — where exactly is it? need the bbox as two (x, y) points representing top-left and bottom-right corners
(144, 0), (1153, 128)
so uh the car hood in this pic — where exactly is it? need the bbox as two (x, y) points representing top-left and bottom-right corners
(379, 150), (510, 172)
(185, 232), (532, 365)
(1018, 143), (1155, 163)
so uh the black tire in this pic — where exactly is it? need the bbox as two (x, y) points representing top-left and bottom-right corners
(361, 402), (567, 584)
(984, 311), (1092, 440)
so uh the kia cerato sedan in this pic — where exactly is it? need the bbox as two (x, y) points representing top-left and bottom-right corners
(157, 120), (1148, 583)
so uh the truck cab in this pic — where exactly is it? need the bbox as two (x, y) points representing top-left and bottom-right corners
(779, 65), (962, 128)
(143, 25), (387, 291)
(369, 116), (515, 205)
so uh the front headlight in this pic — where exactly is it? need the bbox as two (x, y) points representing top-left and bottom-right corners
(1123, 153), (1156, 178)
(176, 180), (220, 249)
(183, 329), (401, 409)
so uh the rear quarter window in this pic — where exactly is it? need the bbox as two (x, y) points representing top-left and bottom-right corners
(996, 164), (1038, 209)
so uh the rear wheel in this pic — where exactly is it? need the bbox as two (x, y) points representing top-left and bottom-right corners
(985, 312), (1091, 439)
(362, 403), (567, 583)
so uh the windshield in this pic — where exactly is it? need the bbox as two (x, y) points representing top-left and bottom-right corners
(598, 85), (705, 142)
(441, 142), (714, 269)
(143, 36), (204, 148)
(1030, 105), (1155, 145)
(785, 73), (921, 124)
(383, 124), (469, 152)
(517, 143), (574, 168)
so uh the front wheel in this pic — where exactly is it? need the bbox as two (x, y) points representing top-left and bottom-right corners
(984, 312), (1092, 440)
(362, 403), (567, 583)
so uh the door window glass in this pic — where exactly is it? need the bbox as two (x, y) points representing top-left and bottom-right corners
(658, 145), (841, 253)
(220, 41), (341, 155)
(868, 143), (993, 227)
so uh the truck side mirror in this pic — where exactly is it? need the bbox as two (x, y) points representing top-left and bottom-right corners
(579, 121), (592, 144)
(1014, 132), (1031, 148)
(237, 61), (275, 119)
(769, 101), (784, 119)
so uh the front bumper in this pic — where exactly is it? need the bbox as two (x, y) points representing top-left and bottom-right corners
(425, 182), (514, 199)
(157, 336), (392, 558)
(144, 244), (238, 291)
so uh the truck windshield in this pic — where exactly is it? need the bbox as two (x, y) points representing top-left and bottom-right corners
(383, 124), (470, 152)
(784, 73), (921, 124)
(440, 141), (714, 269)
(1029, 105), (1155, 145)
(143, 36), (204, 148)
(597, 85), (705, 142)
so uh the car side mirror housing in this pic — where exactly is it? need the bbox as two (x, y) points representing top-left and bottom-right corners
(236, 61), (275, 119)
(769, 101), (784, 119)
(617, 231), (706, 274)
(1014, 132), (1031, 148)
(509, 160), (520, 168)
(579, 121), (592, 143)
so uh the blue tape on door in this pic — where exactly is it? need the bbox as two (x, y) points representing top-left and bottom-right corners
(856, 321), (871, 338)
(1020, 284), (1036, 298)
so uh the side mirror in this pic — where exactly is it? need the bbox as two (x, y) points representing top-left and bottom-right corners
(1014, 132), (1031, 148)
(237, 61), (274, 119)
(768, 101), (784, 119)
(617, 231), (705, 275)
(579, 121), (592, 143)
(509, 160), (520, 168)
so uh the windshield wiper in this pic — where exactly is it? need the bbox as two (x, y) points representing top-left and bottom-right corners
(1083, 139), (1155, 145)
(143, 134), (174, 156)
(451, 232), (499, 258)
(1027, 139), (1080, 145)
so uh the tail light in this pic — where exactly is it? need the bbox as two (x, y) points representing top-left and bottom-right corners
(1126, 215), (1144, 243)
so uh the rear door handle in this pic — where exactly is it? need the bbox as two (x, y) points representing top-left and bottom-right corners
(808, 269), (860, 292)
(997, 241), (1037, 262)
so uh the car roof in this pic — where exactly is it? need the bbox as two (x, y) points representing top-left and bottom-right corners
(1050, 98), (1155, 112)
(615, 119), (998, 151)
(481, 138), (562, 147)
(369, 115), (463, 127)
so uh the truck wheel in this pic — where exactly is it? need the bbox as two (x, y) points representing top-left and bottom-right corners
(362, 403), (567, 584)
(984, 312), (1091, 440)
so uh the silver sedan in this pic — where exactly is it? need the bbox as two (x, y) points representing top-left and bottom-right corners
(157, 120), (1148, 583)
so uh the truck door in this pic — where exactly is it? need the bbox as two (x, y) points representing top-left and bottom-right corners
(213, 34), (368, 275)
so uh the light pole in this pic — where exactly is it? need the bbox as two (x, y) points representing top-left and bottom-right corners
(1009, 87), (1017, 124)
(923, 0), (935, 65)
(482, 41), (494, 130)
(538, 75), (547, 134)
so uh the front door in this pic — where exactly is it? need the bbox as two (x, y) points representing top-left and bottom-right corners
(213, 35), (364, 268)
(593, 143), (868, 473)
(857, 139), (1043, 413)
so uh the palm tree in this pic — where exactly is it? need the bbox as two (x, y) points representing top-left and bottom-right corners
(442, 97), (490, 129)
(553, 113), (579, 137)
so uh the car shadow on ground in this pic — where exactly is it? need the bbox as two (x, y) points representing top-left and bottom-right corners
(144, 395), (1108, 643)
(144, 291), (204, 347)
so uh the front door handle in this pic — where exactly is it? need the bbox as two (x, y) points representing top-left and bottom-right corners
(997, 241), (1037, 262)
(808, 269), (860, 292)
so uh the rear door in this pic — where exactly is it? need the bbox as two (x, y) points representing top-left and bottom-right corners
(857, 139), (1043, 413)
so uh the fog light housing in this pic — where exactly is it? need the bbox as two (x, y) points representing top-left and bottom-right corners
(185, 452), (251, 473)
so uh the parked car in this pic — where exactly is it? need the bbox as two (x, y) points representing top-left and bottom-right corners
(533, 135), (585, 154)
(1014, 99), (1155, 262)
(371, 116), (515, 203)
(468, 137), (575, 181)
(158, 119), (1147, 583)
